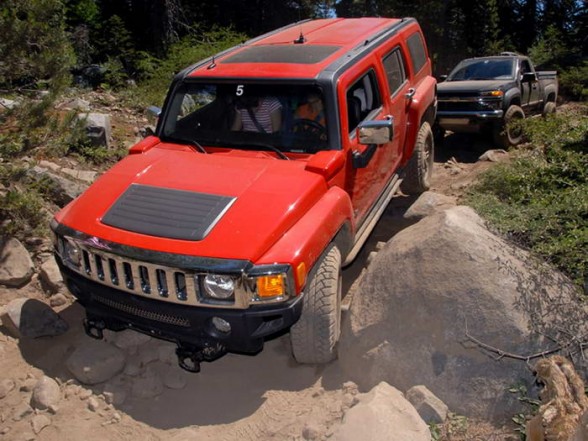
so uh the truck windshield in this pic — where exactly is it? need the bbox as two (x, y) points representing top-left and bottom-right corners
(447, 59), (515, 81)
(161, 82), (329, 154)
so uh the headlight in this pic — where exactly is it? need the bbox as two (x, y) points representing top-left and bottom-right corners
(202, 274), (235, 300)
(480, 90), (504, 97)
(62, 237), (81, 267)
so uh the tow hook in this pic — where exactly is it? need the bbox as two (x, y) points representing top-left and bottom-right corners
(175, 342), (226, 373)
(83, 318), (105, 340)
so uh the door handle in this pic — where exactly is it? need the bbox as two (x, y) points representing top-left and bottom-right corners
(405, 88), (416, 100)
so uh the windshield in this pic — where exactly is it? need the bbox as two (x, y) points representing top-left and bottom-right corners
(161, 82), (329, 154)
(447, 58), (515, 81)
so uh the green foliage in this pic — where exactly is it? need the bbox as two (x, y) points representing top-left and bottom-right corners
(508, 384), (541, 440)
(0, 0), (74, 92)
(559, 61), (588, 101)
(128, 28), (246, 108)
(0, 165), (48, 238)
(465, 107), (588, 290)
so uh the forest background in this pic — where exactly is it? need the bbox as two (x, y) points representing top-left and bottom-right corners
(0, 0), (586, 106)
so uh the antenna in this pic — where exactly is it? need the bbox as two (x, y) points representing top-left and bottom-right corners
(207, 55), (216, 70)
(294, 0), (306, 44)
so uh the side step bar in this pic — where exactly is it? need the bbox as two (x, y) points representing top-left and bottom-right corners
(343, 175), (402, 266)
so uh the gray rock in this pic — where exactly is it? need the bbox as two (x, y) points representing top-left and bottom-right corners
(403, 191), (457, 222)
(113, 329), (151, 349)
(0, 238), (34, 287)
(302, 423), (321, 440)
(60, 167), (97, 184)
(340, 206), (587, 421)
(406, 385), (449, 424)
(1, 298), (69, 338)
(331, 382), (430, 441)
(13, 403), (33, 421)
(38, 160), (61, 172)
(78, 112), (112, 148)
(31, 414), (51, 434)
(27, 166), (88, 207)
(62, 98), (90, 112)
(0, 98), (19, 110)
(30, 376), (61, 410)
(39, 256), (63, 293)
(87, 396), (100, 412)
(163, 365), (187, 390)
(479, 149), (509, 162)
(131, 367), (163, 399)
(66, 340), (126, 385)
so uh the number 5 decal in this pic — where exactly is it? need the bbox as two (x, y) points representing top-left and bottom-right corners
(236, 85), (244, 96)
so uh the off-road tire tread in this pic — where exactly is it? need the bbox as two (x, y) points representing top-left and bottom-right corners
(543, 101), (556, 117)
(401, 122), (434, 195)
(290, 245), (341, 364)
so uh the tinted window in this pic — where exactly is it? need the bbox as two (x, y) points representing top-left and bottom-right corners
(407, 32), (427, 74)
(346, 70), (381, 134)
(382, 48), (407, 95)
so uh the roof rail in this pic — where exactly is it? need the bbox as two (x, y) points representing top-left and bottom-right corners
(499, 51), (518, 56)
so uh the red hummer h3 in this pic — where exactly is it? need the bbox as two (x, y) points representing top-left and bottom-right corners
(52, 17), (437, 372)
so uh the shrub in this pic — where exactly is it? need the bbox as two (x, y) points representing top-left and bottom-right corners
(465, 107), (588, 290)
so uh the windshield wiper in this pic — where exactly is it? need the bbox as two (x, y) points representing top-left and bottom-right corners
(231, 141), (289, 160)
(163, 135), (207, 154)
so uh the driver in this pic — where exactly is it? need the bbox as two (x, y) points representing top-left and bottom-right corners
(295, 93), (325, 127)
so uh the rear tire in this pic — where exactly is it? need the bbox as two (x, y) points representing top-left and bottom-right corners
(401, 122), (434, 195)
(290, 244), (342, 364)
(493, 105), (524, 148)
(543, 101), (556, 117)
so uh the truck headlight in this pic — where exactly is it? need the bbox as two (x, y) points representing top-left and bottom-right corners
(57, 237), (81, 266)
(202, 274), (235, 300)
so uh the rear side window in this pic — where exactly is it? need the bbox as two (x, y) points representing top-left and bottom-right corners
(407, 32), (427, 74)
(382, 48), (407, 96)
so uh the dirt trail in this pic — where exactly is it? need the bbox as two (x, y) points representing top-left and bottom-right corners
(0, 131), (499, 441)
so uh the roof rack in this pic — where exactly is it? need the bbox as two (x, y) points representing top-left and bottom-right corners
(499, 51), (518, 56)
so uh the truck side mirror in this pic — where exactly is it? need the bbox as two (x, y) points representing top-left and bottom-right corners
(357, 118), (394, 145)
(521, 72), (537, 82)
(439, 74), (448, 82)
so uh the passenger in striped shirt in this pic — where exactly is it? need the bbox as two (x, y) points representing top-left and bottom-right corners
(232, 96), (282, 133)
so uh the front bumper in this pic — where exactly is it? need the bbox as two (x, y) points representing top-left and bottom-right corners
(57, 256), (303, 354)
(436, 108), (504, 133)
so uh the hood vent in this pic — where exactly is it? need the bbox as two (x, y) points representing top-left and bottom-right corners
(102, 184), (236, 241)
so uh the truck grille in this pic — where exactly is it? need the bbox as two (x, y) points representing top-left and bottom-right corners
(62, 241), (251, 309)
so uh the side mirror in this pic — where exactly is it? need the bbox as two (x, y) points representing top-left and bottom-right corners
(146, 105), (161, 124)
(357, 118), (394, 145)
(439, 74), (448, 82)
(521, 72), (537, 83)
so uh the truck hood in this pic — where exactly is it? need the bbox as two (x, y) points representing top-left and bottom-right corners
(437, 80), (512, 95)
(54, 144), (328, 262)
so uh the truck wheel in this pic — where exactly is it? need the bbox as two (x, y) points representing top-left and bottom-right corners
(401, 122), (434, 195)
(493, 105), (524, 148)
(543, 101), (556, 117)
(290, 244), (341, 364)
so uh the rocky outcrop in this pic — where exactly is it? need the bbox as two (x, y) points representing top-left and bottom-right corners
(406, 385), (448, 424)
(339, 205), (587, 421)
(66, 340), (126, 385)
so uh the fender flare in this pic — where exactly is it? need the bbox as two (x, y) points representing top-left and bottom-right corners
(256, 186), (354, 293)
(402, 76), (436, 165)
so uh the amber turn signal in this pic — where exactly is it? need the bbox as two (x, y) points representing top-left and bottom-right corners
(257, 274), (285, 297)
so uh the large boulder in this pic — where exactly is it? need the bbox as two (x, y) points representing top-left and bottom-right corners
(66, 340), (126, 385)
(0, 238), (34, 287)
(0, 298), (69, 338)
(339, 206), (586, 421)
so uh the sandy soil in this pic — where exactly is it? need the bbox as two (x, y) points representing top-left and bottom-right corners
(0, 126), (506, 441)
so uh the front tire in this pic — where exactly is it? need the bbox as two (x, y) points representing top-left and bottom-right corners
(290, 244), (342, 364)
(493, 105), (524, 148)
(401, 121), (434, 195)
(542, 101), (556, 117)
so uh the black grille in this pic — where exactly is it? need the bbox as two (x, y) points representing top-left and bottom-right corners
(102, 184), (236, 241)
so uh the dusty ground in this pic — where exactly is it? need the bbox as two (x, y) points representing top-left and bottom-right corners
(0, 100), (514, 441)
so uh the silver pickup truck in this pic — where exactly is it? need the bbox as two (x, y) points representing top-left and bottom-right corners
(436, 52), (558, 147)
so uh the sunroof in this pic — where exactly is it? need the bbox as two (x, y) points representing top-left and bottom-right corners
(222, 45), (340, 65)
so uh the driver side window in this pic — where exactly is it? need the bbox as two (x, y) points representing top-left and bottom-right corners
(346, 70), (381, 135)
